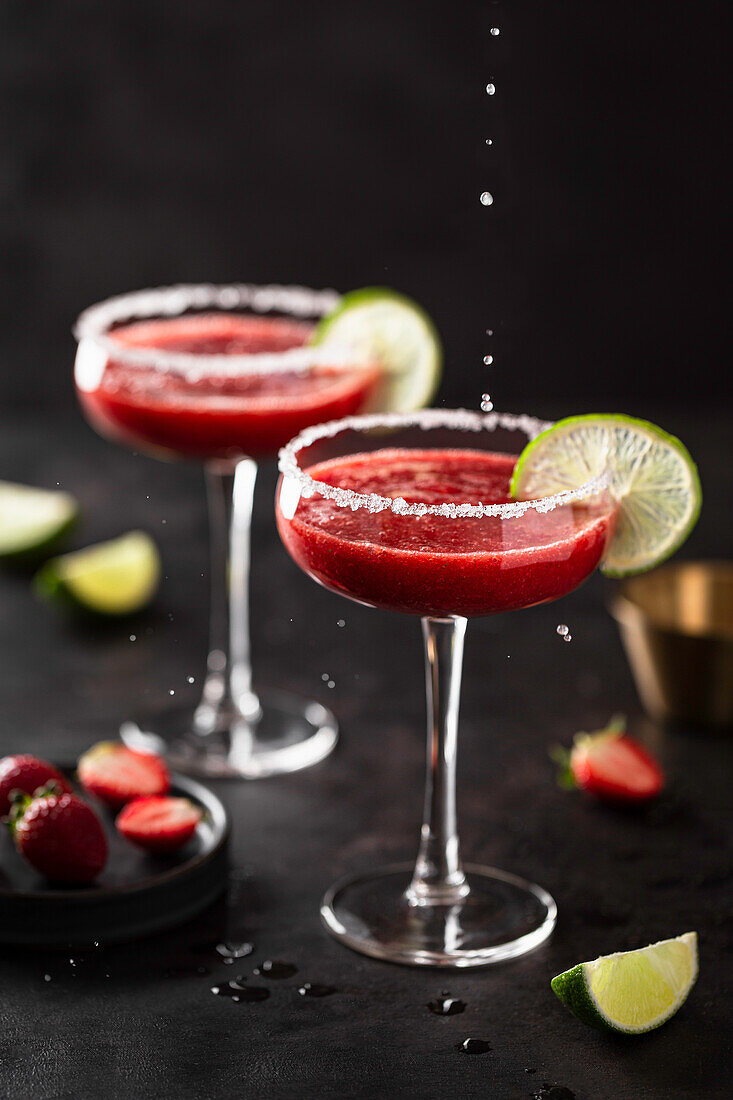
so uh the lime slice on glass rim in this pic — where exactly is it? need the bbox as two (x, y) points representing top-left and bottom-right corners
(0, 481), (79, 562)
(35, 531), (161, 615)
(510, 414), (701, 578)
(551, 932), (698, 1034)
(311, 287), (442, 412)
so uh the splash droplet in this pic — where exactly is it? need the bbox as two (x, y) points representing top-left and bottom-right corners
(564, 634), (572, 643)
(486, 329), (494, 336)
(481, 394), (494, 412)
(490, 27), (500, 36)
(556, 624), (569, 636)
(169, 689), (175, 696)
(336, 619), (345, 628)
(321, 673), (329, 681)
(483, 355), (493, 365)
(129, 635), (136, 642)
(480, 192), (494, 206)
(485, 138), (493, 145)
(486, 83), (496, 95)
(187, 676), (195, 684)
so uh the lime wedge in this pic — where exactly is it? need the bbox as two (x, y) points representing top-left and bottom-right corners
(311, 287), (442, 412)
(0, 481), (79, 562)
(511, 414), (701, 577)
(35, 531), (161, 615)
(551, 932), (698, 1034)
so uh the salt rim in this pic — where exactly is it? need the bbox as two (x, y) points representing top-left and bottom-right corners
(278, 408), (611, 520)
(73, 283), (368, 379)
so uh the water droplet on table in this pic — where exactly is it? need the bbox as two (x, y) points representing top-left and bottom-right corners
(253, 959), (298, 979)
(211, 981), (269, 1003)
(428, 996), (466, 1016)
(298, 982), (337, 998)
(215, 941), (254, 961)
(457, 1038), (491, 1055)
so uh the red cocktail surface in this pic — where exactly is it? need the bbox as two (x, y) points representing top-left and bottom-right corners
(277, 449), (614, 617)
(76, 314), (381, 460)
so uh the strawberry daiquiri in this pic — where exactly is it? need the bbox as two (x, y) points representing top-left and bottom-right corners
(276, 408), (615, 968)
(74, 284), (381, 779)
(278, 448), (613, 618)
(77, 313), (380, 461)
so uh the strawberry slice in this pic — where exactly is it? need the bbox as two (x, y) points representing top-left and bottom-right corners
(8, 785), (108, 884)
(116, 796), (202, 852)
(553, 716), (664, 803)
(78, 741), (169, 808)
(0, 754), (72, 815)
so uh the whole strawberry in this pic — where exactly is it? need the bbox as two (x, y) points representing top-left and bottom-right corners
(0, 754), (72, 816)
(78, 741), (170, 808)
(9, 784), (108, 884)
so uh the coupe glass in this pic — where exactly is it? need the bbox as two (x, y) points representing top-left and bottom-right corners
(74, 284), (379, 777)
(276, 409), (614, 966)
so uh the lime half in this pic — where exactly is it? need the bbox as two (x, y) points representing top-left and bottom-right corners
(35, 531), (161, 615)
(511, 414), (701, 577)
(0, 481), (79, 562)
(311, 287), (442, 412)
(551, 932), (698, 1034)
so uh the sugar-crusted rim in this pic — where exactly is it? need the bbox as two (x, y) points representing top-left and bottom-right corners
(73, 283), (369, 378)
(278, 408), (611, 519)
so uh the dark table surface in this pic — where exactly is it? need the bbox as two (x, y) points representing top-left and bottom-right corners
(0, 403), (730, 1100)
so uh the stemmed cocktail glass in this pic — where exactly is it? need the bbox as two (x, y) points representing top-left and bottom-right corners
(276, 409), (614, 966)
(74, 284), (380, 778)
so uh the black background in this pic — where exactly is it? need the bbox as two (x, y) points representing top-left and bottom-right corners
(0, 4), (730, 1099)
(0, 0), (727, 413)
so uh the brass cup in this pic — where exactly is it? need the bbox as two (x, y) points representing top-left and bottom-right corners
(609, 561), (733, 729)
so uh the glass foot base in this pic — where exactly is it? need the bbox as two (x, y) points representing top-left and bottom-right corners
(120, 688), (338, 779)
(321, 862), (556, 968)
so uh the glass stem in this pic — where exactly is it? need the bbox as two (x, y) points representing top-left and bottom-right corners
(407, 616), (469, 905)
(194, 458), (261, 735)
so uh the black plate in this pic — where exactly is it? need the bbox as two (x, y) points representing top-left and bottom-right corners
(0, 773), (229, 947)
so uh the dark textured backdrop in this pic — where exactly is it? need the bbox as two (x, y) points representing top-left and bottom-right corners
(0, 0), (727, 413)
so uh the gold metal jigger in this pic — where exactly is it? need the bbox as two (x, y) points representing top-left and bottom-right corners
(609, 561), (733, 729)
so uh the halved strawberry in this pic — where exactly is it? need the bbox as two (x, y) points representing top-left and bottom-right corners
(0, 754), (73, 816)
(8, 785), (108, 884)
(77, 741), (169, 808)
(116, 796), (202, 852)
(552, 716), (664, 803)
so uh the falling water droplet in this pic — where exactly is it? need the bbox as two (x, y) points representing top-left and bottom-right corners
(169, 689), (175, 696)
(486, 329), (494, 336)
(490, 27), (500, 36)
(486, 83), (496, 95)
(336, 619), (345, 628)
(129, 635), (136, 642)
(480, 192), (494, 206)
(556, 624), (569, 636)
(327, 680), (335, 689)
(44, 974), (52, 982)
(564, 634), (572, 643)
(187, 676), (195, 684)
(321, 673), (329, 681)
(483, 355), (493, 365)
(485, 138), (493, 145)
(481, 394), (494, 412)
